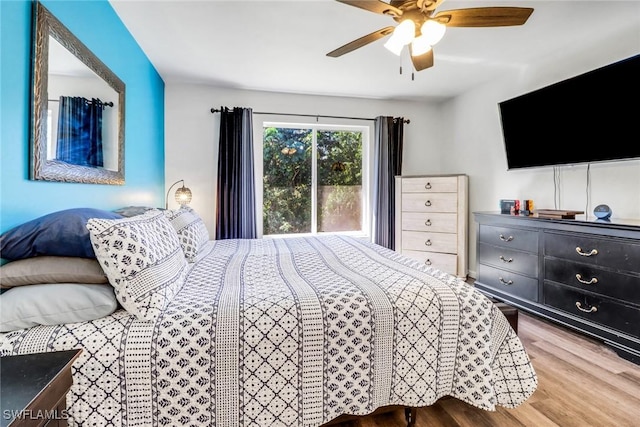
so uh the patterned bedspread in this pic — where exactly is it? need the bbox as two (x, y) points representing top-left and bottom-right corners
(0, 236), (537, 426)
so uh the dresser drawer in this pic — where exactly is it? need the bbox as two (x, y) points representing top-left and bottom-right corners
(402, 250), (457, 275)
(545, 258), (640, 305)
(401, 212), (457, 233)
(401, 176), (459, 193)
(544, 282), (640, 338)
(544, 231), (640, 273)
(479, 224), (538, 253)
(401, 193), (458, 213)
(478, 263), (539, 301)
(479, 242), (539, 277)
(402, 231), (457, 254)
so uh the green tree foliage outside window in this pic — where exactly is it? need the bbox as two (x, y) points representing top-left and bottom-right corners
(263, 127), (363, 236)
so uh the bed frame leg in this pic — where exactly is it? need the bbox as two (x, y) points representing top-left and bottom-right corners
(404, 407), (417, 427)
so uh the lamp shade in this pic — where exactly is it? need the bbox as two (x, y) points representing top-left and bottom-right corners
(385, 20), (416, 56)
(420, 20), (446, 46)
(410, 36), (433, 57)
(175, 186), (192, 206)
(165, 179), (193, 209)
(394, 20), (416, 45)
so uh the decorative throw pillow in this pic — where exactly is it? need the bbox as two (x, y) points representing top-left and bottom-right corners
(0, 283), (118, 332)
(0, 256), (108, 288)
(0, 208), (123, 261)
(86, 209), (188, 321)
(164, 207), (210, 262)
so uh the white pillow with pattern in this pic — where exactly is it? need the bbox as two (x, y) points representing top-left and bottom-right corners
(164, 206), (210, 262)
(86, 209), (187, 321)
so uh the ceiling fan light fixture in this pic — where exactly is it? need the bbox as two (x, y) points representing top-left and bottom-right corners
(393, 19), (416, 45)
(384, 19), (416, 55)
(384, 36), (405, 55)
(420, 20), (447, 46)
(411, 37), (432, 57)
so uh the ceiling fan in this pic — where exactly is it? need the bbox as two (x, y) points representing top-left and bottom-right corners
(327, 0), (534, 72)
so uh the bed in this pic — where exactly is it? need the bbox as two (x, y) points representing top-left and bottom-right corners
(0, 208), (537, 427)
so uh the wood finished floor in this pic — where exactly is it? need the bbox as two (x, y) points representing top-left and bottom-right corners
(330, 312), (640, 427)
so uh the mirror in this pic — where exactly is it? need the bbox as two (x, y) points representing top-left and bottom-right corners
(30, 1), (125, 185)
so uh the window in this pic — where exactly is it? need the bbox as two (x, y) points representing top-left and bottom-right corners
(262, 124), (368, 237)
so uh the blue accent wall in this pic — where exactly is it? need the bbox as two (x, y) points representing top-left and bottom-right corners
(0, 0), (165, 234)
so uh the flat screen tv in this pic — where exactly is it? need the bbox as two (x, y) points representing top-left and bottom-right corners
(498, 53), (640, 170)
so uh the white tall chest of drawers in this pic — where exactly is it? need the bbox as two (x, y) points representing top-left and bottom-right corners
(394, 174), (468, 278)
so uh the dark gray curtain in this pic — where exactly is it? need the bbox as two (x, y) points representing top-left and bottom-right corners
(56, 96), (103, 167)
(215, 107), (257, 239)
(372, 116), (404, 249)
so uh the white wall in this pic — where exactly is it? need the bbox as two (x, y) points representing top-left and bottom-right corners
(439, 25), (640, 278)
(165, 25), (639, 277)
(165, 85), (443, 236)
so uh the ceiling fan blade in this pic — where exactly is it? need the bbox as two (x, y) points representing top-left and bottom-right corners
(327, 26), (395, 57)
(433, 7), (534, 27)
(410, 48), (434, 71)
(336, 0), (403, 17)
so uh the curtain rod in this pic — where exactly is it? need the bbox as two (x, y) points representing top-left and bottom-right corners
(210, 108), (410, 124)
(49, 99), (114, 107)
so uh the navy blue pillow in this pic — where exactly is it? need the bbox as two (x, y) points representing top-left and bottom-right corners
(0, 208), (123, 261)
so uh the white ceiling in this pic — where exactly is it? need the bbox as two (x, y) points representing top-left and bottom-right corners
(109, 0), (640, 102)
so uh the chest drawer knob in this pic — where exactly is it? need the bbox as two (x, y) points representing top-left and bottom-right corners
(576, 247), (598, 257)
(499, 234), (514, 242)
(424, 200), (432, 207)
(424, 182), (432, 190)
(425, 259), (432, 266)
(424, 219), (432, 226)
(499, 277), (514, 285)
(499, 255), (513, 263)
(575, 274), (598, 285)
(425, 239), (432, 246)
(575, 301), (598, 313)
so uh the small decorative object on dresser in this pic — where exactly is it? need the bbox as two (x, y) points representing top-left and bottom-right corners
(395, 174), (468, 278)
(474, 211), (640, 364)
(593, 204), (612, 220)
(0, 349), (82, 427)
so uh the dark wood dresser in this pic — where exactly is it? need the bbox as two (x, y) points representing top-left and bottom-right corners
(473, 212), (640, 364)
(1, 349), (82, 427)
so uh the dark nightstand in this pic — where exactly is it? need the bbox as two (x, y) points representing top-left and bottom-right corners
(1, 349), (82, 427)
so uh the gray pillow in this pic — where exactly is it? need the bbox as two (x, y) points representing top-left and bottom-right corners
(0, 283), (118, 332)
(0, 256), (108, 288)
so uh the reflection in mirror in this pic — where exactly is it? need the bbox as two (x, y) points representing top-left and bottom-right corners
(31, 1), (125, 184)
(47, 37), (119, 171)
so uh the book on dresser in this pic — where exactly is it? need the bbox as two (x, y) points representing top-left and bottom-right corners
(395, 174), (468, 278)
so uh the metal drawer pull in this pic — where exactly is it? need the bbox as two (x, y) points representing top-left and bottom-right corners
(576, 247), (598, 257)
(424, 219), (432, 226)
(424, 200), (432, 207)
(575, 274), (598, 285)
(575, 301), (598, 313)
(499, 255), (513, 263)
(499, 277), (513, 285)
(499, 234), (514, 242)
(425, 259), (432, 266)
(424, 182), (432, 190)
(425, 240), (432, 246)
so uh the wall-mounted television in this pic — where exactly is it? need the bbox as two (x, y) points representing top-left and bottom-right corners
(498, 53), (640, 170)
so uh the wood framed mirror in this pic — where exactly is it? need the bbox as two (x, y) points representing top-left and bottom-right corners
(30, 1), (125, 185)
